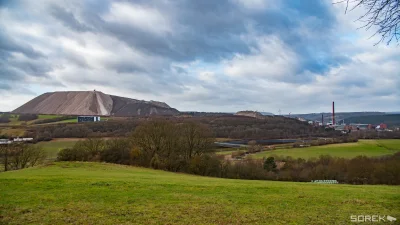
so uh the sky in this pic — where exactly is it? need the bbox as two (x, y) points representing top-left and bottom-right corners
(0, 0), (399, 114)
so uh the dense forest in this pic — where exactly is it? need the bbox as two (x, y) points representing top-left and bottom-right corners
(25, 115), (337, 141)
(345, 114), (400, 127)
(53, 120), (400, 185)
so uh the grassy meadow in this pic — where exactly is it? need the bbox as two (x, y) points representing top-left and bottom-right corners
(0, 127), (26, 137)
(32, 138), (400, 161)
(0, 162), (399, 224)
(251, 139), (400, 159)
(35, 139), (80, 160)
(37, 114), (62, 119)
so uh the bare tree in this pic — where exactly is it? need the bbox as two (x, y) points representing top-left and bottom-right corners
(1, 144), (46, 170)
(131, 120), (215, 169)
(0, 144), (9, 171)
(338, 0), (400, 45)
(179, 122), (215, 160)
(131, 120), (179, 167)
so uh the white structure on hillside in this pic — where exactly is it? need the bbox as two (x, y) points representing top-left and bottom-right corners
(13, 137), (34, 142)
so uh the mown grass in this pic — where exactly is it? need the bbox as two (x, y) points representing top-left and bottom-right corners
(53, 118), (78, 123)
(0, 162), (399, 224)
(252, 139), (400, 159)
(33, 118), (78, 125)
(0, 127), (26, 137)
(35, 139), (79, 160)
(37, 115), (62, 119)
(1, 114), (64, 126)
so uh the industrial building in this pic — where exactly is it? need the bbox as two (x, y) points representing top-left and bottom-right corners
(77, 116), (101, 123)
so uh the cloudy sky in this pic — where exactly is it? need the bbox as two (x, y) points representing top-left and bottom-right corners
(0, 0), (399, 113)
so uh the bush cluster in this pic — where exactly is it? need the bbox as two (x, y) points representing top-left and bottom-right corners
(0, 113), (10, 123)
(31, 116), (76, 124)
(56, 120), (400, 185)
(29, 115), (341, 140)
(18, 114), (38, 121)
(0, 144), (46, 171)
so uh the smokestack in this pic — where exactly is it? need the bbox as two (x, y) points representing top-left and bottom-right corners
(322, 114), (324, 125)
(332, 101), (335, 125)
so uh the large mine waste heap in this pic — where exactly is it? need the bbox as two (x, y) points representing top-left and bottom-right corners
(13, 91), (179, 116)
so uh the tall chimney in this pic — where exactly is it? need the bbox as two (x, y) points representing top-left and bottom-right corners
(332, 101), (335, 125)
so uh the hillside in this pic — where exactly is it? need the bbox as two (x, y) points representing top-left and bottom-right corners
(290, 112), (386, 122)
(0, 162), (399, 224)
(250, 139), (400, 159)
(235, 110), (265, 118)
(344, 114), (400, 127)
(12, 91), (179, 116)
(28, 114), (331, 140)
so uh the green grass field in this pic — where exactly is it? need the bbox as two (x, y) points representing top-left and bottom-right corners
(32, 117), (78, 125)
(0, 127), (26, 137)
(0, 162), (399, 224)
(52, 118), (78, 123)
(37, 115), (62, 119)
(35, 139), (79, 159)
(251, 139), (400, 159)
(1, 114), (65, 126)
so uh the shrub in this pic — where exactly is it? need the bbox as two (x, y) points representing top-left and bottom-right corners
(0, 113), (10, 123)
(32, 116), (75, 124)
(57, 138), (105, 161)
(264, 157), (277, 172)
(100, 139), (131, 164)
(231, 150), (246, 158)
(57, 148), (81, 161)
(18, 114), (38, 121)
(1, 144), (46, 171)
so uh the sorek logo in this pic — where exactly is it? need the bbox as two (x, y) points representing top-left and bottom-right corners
(387, 216), (397, 222)
(350, 215), (397, 222)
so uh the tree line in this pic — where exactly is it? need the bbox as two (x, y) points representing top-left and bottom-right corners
(0, 144), (46, 171)
(27, 115), (343, 141)
(56, 120), (400, 185)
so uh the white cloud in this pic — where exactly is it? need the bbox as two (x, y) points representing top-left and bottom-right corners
(102, 2), (172, 35)
(198, 71), (216, 83)
(224, 36), (298, 81)
(232, 0), (279, 11)
(0, 0), (399, 114)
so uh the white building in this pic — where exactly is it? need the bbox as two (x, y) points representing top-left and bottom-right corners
(13, 137), (34, 142)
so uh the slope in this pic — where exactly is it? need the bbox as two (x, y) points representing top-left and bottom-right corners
(110, 95), (179, 116)
(345, 114), (400, 127)
(12, 91), (179, 116)
(251, 139), (400, 159)
(13, 91), (113, 116)
(0, 162), (399, 224)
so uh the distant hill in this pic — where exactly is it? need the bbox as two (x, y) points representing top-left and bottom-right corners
(235, 111), (265, 119)
(344, 114), (400, 127)
(260, 112), (274, 116)
(13, 91), (179, 116)
(289, 112), (386, 122)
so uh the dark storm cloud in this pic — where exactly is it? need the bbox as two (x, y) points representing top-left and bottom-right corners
(0, 62), (24, 81)
(0, 32), (44, 59)
(1, 0), (398, 113)
(0, 82), (11, 90)
(86, 0), (345, 75)
(3, 0), (343, 78)
(49, 5), (92, 32)
(0, 29), (52, 87)
(64, 51), (91, 69)
(8, 59), (53, 77)
(109, 62), (146, 74)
